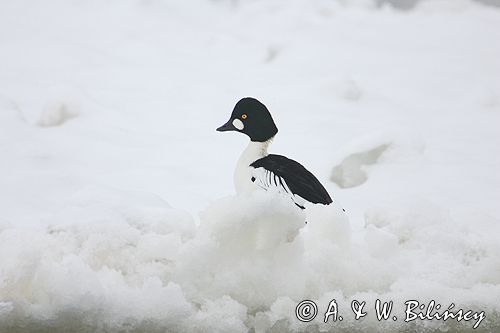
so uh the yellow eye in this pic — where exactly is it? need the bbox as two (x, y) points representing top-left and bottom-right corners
(241, 114), (248, 120)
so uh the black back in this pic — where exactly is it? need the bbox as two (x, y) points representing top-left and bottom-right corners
(251, 154), (333, 205)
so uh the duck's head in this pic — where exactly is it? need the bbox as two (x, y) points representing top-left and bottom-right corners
(216, 97), (278, 142)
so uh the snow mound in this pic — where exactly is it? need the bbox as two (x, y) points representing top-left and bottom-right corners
(36, 100), (79, 127)
(330, 132), (425, 188)
(0, 187), (197, 332)
(1, 187), (499, 332)
(175, 193), (308, 309)
(328, 78), (363, 102)
(2, 85), (83, 127)
(331, 143), (390, 188)
(0, 190), (356, 332)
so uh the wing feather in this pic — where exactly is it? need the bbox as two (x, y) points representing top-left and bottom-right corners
(250, 154), (333, 205)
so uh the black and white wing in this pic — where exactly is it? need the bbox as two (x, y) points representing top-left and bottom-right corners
(250, 154), (333, 209)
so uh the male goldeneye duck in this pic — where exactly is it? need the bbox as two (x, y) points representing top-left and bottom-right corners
(216, 97), (333, 210)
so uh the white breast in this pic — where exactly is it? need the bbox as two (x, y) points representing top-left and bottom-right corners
(234, 140), (271, 194)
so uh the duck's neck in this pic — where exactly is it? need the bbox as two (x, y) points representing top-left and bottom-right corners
(241, 138), (273, 162)
(234, 138), (274, 193)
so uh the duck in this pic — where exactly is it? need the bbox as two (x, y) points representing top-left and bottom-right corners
(216, 97), (334, 210)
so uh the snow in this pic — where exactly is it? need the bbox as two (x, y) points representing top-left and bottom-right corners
(1, 0), (500, 332)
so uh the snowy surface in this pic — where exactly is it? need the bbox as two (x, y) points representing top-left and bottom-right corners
(1, 0), (500, 332)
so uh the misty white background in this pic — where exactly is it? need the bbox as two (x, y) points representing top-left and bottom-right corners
(0, 0), (499, 332)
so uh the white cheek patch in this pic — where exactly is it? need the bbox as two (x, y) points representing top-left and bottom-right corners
(232, 119), (244, 130)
